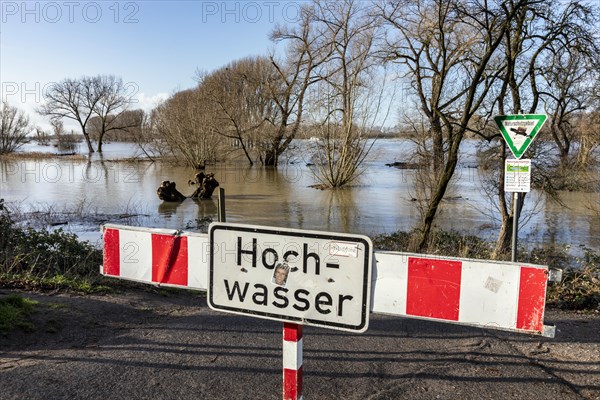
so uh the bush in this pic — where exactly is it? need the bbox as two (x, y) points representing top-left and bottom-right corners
(0, 199), (103, 291)
(373, 229), (493, 259)
(546, 248), (600, 312)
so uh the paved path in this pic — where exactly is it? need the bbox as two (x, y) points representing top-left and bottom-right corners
(1, 288), (598, 399)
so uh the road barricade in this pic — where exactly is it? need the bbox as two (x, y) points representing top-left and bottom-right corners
(101, 224), (556, 337)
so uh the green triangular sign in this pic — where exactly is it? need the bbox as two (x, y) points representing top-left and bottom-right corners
(494, 114), (547, 159)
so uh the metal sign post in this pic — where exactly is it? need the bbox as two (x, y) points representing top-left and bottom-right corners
(218, 188), (226, 223)
(496, 114), (546, 261)
(511, 192), (519, 262)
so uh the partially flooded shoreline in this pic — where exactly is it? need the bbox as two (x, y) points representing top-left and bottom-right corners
(1, 140), (599, 255)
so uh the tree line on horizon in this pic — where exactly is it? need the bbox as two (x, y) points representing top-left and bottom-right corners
(1, 0), (599, 254)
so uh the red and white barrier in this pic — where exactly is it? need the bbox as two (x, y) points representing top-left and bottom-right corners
(372, 252), (551, 335)
(283, 323), (303, 400)
(101, 223), (556, 400)
(102, 225), (208, 289)
(101, 224), (554, 336)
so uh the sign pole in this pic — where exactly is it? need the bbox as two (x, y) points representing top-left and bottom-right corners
(218, 188), (226, 223)
(283, 322), (303, 400)
(511, 192), (519, 262)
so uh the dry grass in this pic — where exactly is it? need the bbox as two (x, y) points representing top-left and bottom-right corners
(0, 152), (88, 161)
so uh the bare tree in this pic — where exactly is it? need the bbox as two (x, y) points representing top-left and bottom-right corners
(39, 75), (135, 153)
(265, 7), (331, 167)
(39, 77), (100, 153)
(132, 110), (162, 161)
(574, 105), (600, 169)
(0, 101), (31, 154)
(200, 57), (279, 165)
(380, 0), (527, 251)
(154, 87), (223, 167)
(300, 0), (388, 188)
(483, 0), (599, 257)
(89, 109), (144, 143)
(542, 47), (600, 167)
(34, 126), (51, 146)
(90, 75), (136, 152)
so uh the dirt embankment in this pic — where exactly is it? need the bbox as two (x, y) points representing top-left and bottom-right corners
(1, 288), (598, 400)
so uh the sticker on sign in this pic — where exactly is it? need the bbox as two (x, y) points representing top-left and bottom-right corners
(208, 223), (373, 332)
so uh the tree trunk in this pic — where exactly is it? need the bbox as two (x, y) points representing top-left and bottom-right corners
(263, 150), (277, 166)
(413, 135), (461, 252)
(81, 127), (95, 153)
(493, 214), (513, 258)
(431, 117), (444, 174)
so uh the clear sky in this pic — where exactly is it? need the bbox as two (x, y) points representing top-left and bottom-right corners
(0, 0), (307, 129)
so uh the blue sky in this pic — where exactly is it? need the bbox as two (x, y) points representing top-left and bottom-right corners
(1, 1), (307, 128)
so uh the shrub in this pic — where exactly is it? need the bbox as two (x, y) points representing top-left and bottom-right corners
(0, 199), (103, 291)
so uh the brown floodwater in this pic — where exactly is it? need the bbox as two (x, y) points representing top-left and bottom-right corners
(1, 140), (598, 252)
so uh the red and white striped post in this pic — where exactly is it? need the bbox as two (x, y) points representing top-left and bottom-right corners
(283, 322), (303, 400)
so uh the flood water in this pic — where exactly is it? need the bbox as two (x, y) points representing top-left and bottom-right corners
(1, 140), (599, 252)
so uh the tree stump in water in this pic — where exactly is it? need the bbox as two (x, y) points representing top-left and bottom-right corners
(190, 172), (219, 200)
(156, 181), (186, 202)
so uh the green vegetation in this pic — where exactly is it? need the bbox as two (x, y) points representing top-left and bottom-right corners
(0, 199), (106, 293)
(373, 230), (494, 259)
(0, 294), (38, 333)
(545, 249), (600, 312)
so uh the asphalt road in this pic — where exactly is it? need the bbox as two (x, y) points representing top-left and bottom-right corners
(1, 288), (598, 399)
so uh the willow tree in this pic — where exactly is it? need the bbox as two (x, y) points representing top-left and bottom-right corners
(298, 0), (389, 188)
(0, 101), (31, 154)
(199, 57), (280, 165)
(153, 87), (222, 167)
(379, 0), (530, 251)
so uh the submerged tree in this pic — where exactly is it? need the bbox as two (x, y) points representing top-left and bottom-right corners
(200, 56), (279, 165)
(266, 5), (331, 167)
(380, 0), (523, 251)
(39, 75), (135, 153)
(0, 101), (31, 154)
(89, 75), (137, 152)
(153, 86), (222, 167)
(485, 0), (600, 257)
(300, 0), (389, 188)
(40, 78), (97, 153)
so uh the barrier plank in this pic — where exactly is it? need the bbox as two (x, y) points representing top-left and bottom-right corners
(100, 224), (553, 336)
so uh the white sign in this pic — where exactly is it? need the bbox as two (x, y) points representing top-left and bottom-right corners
(494, 114), (547, 159)
(505, 159), (531, 192)
(208, 223), (373, 332)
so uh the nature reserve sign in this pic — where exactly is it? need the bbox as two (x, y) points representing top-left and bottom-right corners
(208, 223), (373, 332)
(494, 114), (547, 159)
